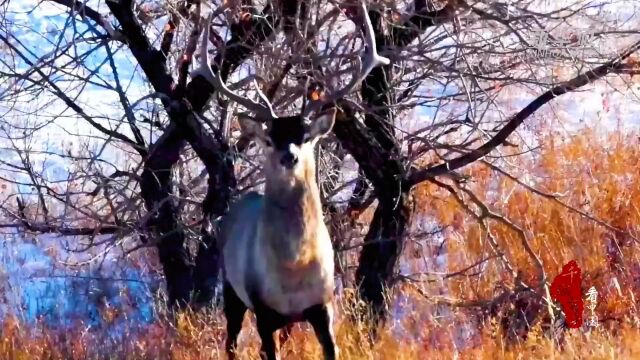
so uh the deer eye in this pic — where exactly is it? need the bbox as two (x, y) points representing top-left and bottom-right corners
(264, 138), (273, 147)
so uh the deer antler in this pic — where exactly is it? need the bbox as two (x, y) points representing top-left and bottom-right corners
(303, 0), (390, 118)
(192, 11), (277, 120)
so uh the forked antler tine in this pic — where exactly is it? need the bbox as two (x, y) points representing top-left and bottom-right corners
(303, 1), (390, 118)
(193, 11), (276, 120)
(330, 1), (390, 100)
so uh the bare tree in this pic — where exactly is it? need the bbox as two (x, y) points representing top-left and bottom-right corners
(1, 0), (640, 333)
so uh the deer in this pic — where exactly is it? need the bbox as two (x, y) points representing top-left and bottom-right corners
(191, 2), (389, 360)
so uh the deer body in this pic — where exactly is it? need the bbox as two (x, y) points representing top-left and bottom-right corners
(220, 171), (335, 316)
(218, 115), (339, 360)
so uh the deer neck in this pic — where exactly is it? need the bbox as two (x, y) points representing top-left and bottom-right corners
(261, 165), (324, 267)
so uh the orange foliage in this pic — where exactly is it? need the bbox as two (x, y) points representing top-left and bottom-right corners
(413, 125), (640, 324)
(3, 127), (640, 358)
(1, 299), (640, 359)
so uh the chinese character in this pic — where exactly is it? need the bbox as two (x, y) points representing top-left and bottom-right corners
(585, 286), (599, 329)
(576, 33), (593, 49)
(532, 30), (549, 50)
(585, 316), (600, 328)
(532, 30), (550, 58)
(586, 286), (598, 303)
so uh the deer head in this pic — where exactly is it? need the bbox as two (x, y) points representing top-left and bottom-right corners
(238, 110), (336, 183)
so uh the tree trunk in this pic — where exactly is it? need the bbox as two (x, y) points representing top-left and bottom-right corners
(332, 100), (413, 321)
(192, 136), (237, 305)
(140, 126), (192, 307)
(345, 9), (414, 321)
(355, 189), (413, 320)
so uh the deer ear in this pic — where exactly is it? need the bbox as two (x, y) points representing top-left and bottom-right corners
(238, 114), (269, 144)
(307, 108), (336, 142)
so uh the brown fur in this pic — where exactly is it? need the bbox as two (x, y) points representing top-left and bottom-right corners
(262, 152), (323, 269)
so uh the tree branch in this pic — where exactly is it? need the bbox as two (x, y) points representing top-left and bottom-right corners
(391, 0), (459, 48)
(408, 40), (640, 186)
(106, 0), (174, 94)
(0, 33), (141, 149)
(49, 0), (122, 40)
(14, 198), (122, 236)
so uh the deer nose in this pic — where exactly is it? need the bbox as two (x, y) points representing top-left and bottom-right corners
(280, 152), (298, 169)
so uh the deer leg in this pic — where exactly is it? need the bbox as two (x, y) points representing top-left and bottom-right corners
(256, 314), (279, 360)
(304, 303), (338, 360)
(223, 281), (247, 360)
(253, 300), (291, 360)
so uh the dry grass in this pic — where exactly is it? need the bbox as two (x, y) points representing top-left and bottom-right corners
(2, 126), (640, 359)
(413, 125), (640, 324)
(1, 295), (639, 360)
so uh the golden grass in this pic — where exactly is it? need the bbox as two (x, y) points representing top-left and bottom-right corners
(412, 125), (640, 323)
(3, 126), (640, 359)
(1, 296), (639, 360)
